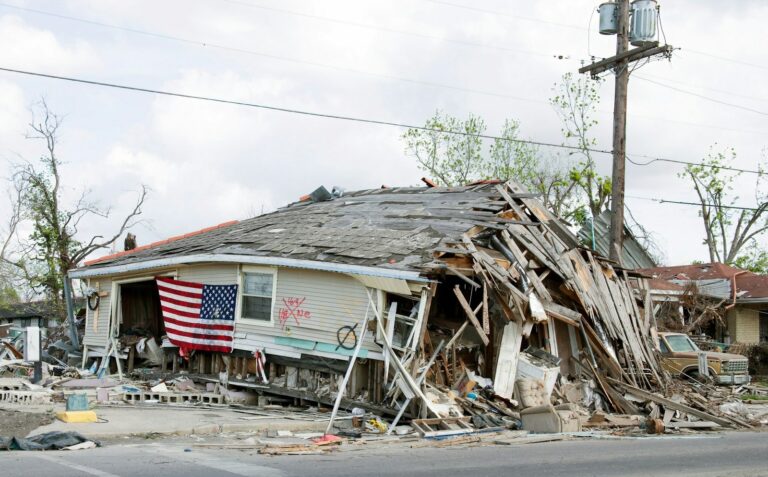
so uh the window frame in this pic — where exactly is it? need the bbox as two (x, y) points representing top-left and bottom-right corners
(237, 265), (277, 326)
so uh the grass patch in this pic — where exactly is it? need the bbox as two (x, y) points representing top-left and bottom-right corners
(740, 394), (768, 401)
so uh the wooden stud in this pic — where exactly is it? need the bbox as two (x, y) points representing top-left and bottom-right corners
(453, 285), (489, 346)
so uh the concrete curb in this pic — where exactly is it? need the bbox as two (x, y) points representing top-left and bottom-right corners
(29, 405), (330, 439)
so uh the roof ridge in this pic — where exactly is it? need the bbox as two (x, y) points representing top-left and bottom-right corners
(82, 220), (239, 267)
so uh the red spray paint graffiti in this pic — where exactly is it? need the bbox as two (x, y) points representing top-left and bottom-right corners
(278, 297), (311, 329)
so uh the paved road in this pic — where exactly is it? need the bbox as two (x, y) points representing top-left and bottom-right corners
(4, 431), (768, 477)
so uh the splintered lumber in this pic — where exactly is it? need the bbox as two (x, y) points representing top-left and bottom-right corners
(453, 285), (489, 345)
(608, 379), (735, 428)
(493, 321), (523, 400)
(482, 283), (490, 334)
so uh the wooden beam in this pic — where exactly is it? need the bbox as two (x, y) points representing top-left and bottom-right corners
(607, 378), (735, 428)
(579, 44), (673, 77)
(453, 285), (489, 346)
(482, 282), (490, 334)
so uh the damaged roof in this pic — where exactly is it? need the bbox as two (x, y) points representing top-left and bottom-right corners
(640, 263), (768, 301)
(78, 183), (528, 274)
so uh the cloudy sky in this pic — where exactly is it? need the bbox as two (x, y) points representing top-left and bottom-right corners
(0, 0), (765, 266)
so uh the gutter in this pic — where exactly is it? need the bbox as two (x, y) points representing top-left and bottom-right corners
(724, 270), (748, 311)
(68, 253), (430, 282)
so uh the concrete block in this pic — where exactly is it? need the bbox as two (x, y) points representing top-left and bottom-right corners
(0, 390), (53, 405)
(0, 378), (32, 391)
(57, 410), (98, 423)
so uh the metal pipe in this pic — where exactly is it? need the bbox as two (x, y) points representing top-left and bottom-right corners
(63, 276), (80, 348)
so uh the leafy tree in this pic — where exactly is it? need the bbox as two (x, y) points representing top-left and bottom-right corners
(403, 113), (582, 220)
(401, 111), (485, 187)
(3, 100), (147, 306)
(680, 145), (767, 265)
(550, 73), (611, 219)
(733, 242), (768, 274)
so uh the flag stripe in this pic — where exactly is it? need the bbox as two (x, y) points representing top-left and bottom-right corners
(163, 316), (235, 332)
(164, 322), (234, 339)
(166, 329), (233, 343)
(158, 288), (202, 305)
(161, 310), (234, 327)
(161, 302), (201, 316)
(158, 292), (203, 309)
(157, 283), (203, 298)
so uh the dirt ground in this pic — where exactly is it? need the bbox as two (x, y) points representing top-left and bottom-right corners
(0, 409), (54, 438)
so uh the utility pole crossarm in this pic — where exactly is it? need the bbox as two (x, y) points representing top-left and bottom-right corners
(579, 43), (673, 78)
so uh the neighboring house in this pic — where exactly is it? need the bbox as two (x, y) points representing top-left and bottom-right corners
(639, 263), (768, 344)
(0, 299), (84, 328)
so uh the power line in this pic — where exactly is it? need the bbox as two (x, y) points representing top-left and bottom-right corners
(0, 66), (600, 153)
(626, 154), (764, 176)
(0, 2), (555, 104)
(637, 73), (768, 104)
(6, 3), (767, 138)
(215, 0), (569, 58)
(683, 48), (768, 72)
(627, 195), (766, 211)
(424, 0), (586, 31)
(428, 0), (768, 73)
(0, 66), (763, 177)
(634, 75), (768, 117)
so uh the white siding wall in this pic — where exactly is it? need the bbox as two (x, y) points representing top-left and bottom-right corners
(177, 264), (238, 285)
(235, 268), (380, 355)
(83, 278), (113, 347)
(82, 263), (384, 359)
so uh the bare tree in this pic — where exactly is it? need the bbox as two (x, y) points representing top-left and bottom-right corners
(4, 100), (147, 304)
(681, 145), (767, 265)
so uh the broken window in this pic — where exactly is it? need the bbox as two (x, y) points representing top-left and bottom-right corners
(242, 271), (274, 322)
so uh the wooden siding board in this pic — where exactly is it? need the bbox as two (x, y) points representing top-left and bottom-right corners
(83, 278), (112, 347)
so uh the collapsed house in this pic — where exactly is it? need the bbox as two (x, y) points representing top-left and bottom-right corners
(64, 181), (756, 431)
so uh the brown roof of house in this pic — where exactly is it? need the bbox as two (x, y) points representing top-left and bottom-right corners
(638, 263), (768, 300)
(647, 278), (686, 292)
(638, 263), (753, 281)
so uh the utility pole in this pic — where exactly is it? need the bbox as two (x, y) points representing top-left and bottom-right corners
(579, 0), (672, 266)
(609, 0), (629, 264)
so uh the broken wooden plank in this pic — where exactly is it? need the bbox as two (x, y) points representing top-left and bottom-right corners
(453, 285), (489, 346)
(607, 378), (735, 428)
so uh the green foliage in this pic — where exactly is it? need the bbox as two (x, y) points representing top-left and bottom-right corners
(733, 242), (768, 274)
(402, 111), (583, 221)
(401, 111), (486, 187)
(680, 145), (767, 264)
(550, 73), (611, 218)
(402, 73), (613, 226)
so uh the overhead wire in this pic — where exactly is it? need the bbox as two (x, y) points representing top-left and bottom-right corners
(0, 2), (558, 104)
(626, 154), (763, 176)
(0, 65), (604, 153)
(634, 75), (768, 117)
(214, 0), (569, 59)
(3, 2), (767, 138)
(626, 195), (766, 212)
(0, 65), (764, 178)
(428, 0), (768, 72)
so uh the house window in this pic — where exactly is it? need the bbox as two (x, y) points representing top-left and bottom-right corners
(241, 271), (274, 322)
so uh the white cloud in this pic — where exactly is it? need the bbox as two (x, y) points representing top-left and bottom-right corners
(0, 14), (97, 72)
(0, 0), (765, 266)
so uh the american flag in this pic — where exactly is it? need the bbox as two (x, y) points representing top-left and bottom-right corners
(156, 277), (237, 353)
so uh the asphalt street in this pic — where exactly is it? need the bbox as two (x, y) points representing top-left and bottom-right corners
(4, 431), (768, 477)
